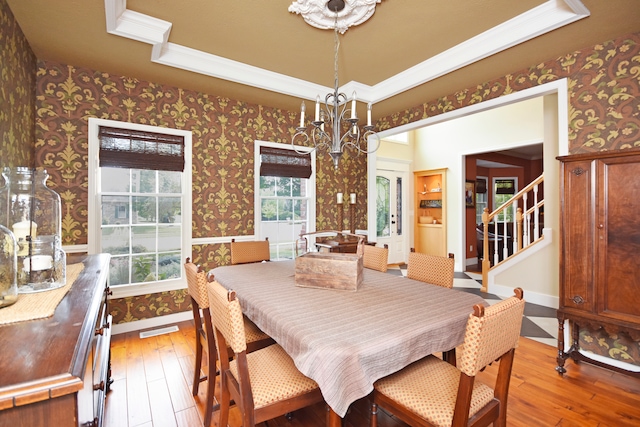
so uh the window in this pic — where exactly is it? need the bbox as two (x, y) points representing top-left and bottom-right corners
(88, 119), (192, 298)
(475, 176), (488, 224)
(254, 142), (315, 260)
(493, 177), (517, 222)
(114, 204), (128, 219)
(375, 176), (402, 237)
(376, 176), (390, 237)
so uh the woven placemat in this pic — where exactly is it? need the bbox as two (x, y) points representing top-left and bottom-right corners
(0, 263), (85, 326)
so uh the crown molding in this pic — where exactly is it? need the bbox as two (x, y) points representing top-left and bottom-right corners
(370, 0), (590, 103)
(104, 0), (589, 106)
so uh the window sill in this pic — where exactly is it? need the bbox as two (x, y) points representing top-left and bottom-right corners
(108, 278), (186, 299)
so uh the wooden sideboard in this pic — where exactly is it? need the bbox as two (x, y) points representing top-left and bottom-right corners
(0, 254), (112, 427)
(556, 150), (640, 377)
(315, 234), (372, 253)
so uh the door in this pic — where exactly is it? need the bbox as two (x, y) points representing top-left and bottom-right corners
(375, 170), (407, 264)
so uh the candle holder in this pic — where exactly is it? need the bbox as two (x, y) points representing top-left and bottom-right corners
(337, 202), (344, 232)
(1, 167), (66, 293)
(349, 203), (356, 234)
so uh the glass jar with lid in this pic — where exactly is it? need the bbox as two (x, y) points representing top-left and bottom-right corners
(0, 167), (66, 293)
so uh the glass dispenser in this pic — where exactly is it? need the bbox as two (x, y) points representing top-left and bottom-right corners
(0, 224), (18, 307)
(1, 167), (66, 293)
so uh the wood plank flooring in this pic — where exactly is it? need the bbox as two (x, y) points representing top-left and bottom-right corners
(105, 320), (640, 427)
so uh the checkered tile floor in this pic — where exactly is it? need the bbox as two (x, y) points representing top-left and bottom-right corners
(387, 265), (557, 347)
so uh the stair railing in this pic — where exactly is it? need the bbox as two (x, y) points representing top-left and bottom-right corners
(481, 173), (544, 291)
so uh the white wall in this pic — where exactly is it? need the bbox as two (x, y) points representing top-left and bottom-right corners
(413, 97), (545, 268)
(411, 96), (561, 305)
(491, 93), (561, 306)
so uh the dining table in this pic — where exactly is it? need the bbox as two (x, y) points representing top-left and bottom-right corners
(208, 259), (486, 426)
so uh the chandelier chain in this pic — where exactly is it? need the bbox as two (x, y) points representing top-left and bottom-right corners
(333, 13), (340, 93)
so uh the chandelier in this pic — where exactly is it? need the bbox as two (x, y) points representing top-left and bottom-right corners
(292, 0), (380, 169)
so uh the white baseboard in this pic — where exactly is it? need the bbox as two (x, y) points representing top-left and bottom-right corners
(490, 282), (559, 308)
(112, 311), (193, 335)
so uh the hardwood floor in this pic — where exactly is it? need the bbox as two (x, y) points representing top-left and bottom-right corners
(105, 320), (640, 427)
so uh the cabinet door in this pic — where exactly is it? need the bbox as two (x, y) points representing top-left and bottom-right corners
(561, 159), (595, 311)
(417, 225), (445, 256)
(596, 155), (640, 324)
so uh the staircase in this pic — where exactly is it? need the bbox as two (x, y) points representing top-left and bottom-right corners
(480, 174), (544, 291)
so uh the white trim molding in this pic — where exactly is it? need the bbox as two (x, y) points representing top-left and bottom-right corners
(111, 311), (193, 335)
(103, 0), (589, 105)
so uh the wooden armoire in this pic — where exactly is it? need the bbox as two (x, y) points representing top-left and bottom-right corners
(556, 149), (640, 377)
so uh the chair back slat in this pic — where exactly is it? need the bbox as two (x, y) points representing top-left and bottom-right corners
(459, 291), (525, 376)
(230, 239), (271, 265)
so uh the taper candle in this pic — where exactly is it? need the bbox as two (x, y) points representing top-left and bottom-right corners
(349, 193), (356, 204)
(350, 92), (357, 119)
(337, 193), (343, 204)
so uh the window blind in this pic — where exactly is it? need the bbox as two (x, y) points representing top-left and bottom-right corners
(98, 126), (185, 172)
(495, 179), (516, 194)
(476, 178), (487, 194)
(259, 146), (312, 179)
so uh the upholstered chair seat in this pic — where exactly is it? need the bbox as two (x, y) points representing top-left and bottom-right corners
(374, 356), (495, 427)
(370, 288), (525, 427)
(207, 279), (324, 427)
(228, 344), (320, 410)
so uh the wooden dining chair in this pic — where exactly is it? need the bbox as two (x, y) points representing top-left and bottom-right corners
(363, 244), (389, 272)
(370, 288), (525, 427)
(184, 258), (274, 426)
(407, 249), (455, 288)
(230, 238), (271, 265)
(207, 279), (325, 427)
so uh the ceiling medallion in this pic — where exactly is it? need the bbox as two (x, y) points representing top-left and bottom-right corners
(289, 0), (382, 34)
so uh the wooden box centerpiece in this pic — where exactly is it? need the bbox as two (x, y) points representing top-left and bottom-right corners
(295, 231), (364, 291)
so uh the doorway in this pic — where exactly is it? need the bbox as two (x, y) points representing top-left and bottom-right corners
(374, 169), (407, 264)
(367, 78), (567, 272)
(368, 159), (413, 264)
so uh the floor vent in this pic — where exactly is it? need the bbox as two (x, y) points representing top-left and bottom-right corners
(139, 325), (179, 339)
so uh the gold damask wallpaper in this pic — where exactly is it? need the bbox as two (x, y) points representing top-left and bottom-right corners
(379, 32), (640, 154)
(0, 0), (35, 168)
(34, 64), (368, 253)
(32, 60), (369, 324)
(2, 0), (640, 359)
(580, 325), (639, 367)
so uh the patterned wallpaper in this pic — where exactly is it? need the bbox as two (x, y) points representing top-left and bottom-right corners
(34, 64), (368, 253)
(32, 61), (368, 323)
(377, 32), (640, 154)
(0, 0), (35, 169)
(2, 0), (640, 361)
